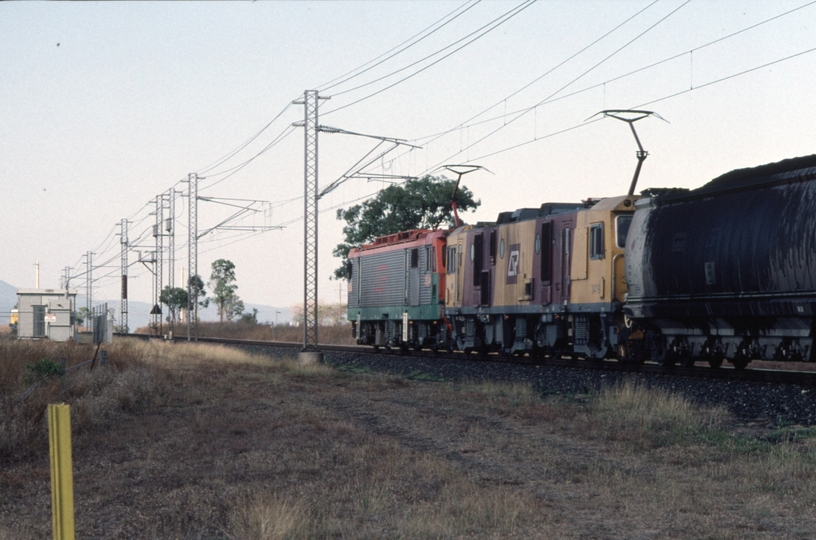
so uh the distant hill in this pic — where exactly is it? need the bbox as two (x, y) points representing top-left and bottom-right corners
(0, 280), (18, 323)
(0, 281), (17, 318)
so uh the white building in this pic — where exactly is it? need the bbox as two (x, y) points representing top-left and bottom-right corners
(16, 289), (77, 341)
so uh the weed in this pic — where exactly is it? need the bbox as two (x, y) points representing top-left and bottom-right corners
(22, 358), (65, 385)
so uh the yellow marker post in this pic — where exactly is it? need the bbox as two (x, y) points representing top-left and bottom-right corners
(48, 404), (75, 540)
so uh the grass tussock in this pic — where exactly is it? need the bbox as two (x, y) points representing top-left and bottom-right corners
(588, 380), (731, 449)
(229, 494), (308, 540)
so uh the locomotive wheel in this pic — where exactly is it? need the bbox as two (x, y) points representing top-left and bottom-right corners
(661, 350), (678, 368)
(617, 340), (645, 365)
(681, 356), (695, 369)
(730, 357), (750, 370)
(707, 354), (724, 369)
(616, 342), (629, 362)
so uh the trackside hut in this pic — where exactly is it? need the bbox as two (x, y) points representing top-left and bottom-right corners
(16, 288), (77, 341)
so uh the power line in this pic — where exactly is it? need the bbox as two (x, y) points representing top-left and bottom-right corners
(319, 0), (482, 92)
(196, 102), (294, 176)
(412, 0), (815, 145)
(461, 44), (816, 165)
(200, 124), (298, 191)
(425, 0), (693, 173)
(410, 0), (661, 147)
(322, 0), (537, 117)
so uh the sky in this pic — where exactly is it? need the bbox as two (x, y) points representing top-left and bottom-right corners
(2, 0), (816, 323)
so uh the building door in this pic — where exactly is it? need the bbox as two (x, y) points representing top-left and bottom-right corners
(33, 305), (46, 337)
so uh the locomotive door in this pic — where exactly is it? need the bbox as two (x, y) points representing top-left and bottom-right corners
(561, 226), (571, 304)
(408, 248), (420, 306)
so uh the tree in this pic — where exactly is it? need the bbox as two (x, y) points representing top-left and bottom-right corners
(208, 259), (243, 322)
(160, 286), (188, 324)
(188, 274), (209, 311)
(75, 307), (90, 327)
(290, 301), (347, 326)
(332, 175), (480, 279)
(239, 307), (258, 325)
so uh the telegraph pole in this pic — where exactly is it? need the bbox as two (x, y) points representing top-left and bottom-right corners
(120, 219), (128, 333)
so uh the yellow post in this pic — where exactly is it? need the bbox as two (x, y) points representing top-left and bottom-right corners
(48, 404), (75, 540)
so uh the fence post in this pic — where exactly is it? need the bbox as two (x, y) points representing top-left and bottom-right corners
(48, 404), (75, 540)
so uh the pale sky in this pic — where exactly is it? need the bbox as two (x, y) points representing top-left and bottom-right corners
(2, 0), (815, 319)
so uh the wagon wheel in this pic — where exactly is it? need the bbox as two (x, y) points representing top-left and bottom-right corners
(730, 341), (752, 370)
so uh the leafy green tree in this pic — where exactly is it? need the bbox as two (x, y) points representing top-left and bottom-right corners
(239, 307), (258, 325)
(333, 175), (480, 279)
(208, 259), (243, 322)
(75, 307), (90, 327)
(188, 274), (208, 312)
(160, 286), (188, 324)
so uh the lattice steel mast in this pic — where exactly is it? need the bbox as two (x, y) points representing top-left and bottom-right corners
(187, 173), (198, 341)
(294, 90), (328, 356)
(86, 251), (93, 330)
(166, 188), (175, 338)
(120, 218), (128, 332)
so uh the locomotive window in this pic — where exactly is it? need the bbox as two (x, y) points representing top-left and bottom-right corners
(540, 221), (552, 282)
(473, 234), (484, 287)
(499, 238), (505, 259)
(410, 248), (419, 268)
(590, 223), (604, 260)
(489, 230), (496, 263)
(447, 246), (457, 274)
(616, 215), (633, 249)
(535, 233), (541, 254)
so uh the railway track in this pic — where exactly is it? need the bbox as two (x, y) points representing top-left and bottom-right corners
(120, 333), (816, 388)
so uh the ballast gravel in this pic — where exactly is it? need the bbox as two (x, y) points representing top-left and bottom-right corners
(238, 345), (816, 428)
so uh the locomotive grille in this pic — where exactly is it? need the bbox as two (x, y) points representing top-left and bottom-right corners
(515, 318), (527, 339)
(575, 315), (589, 346)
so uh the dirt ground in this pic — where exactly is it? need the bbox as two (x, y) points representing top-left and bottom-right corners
(2, 344), (816, 539)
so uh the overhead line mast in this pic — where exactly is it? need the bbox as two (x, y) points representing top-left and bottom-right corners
(293, 90), (329, 362)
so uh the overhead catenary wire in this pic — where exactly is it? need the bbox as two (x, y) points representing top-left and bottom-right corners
(196, 102), (295, 176)
(425, 0), (693, 174)
(318, 0), (482, 92)
(409, 0), (816, 145)
(322, 0), (537, 117)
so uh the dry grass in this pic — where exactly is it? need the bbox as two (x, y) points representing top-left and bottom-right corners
(134, 321), (356, 345)
(2, 339), (816, 539)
